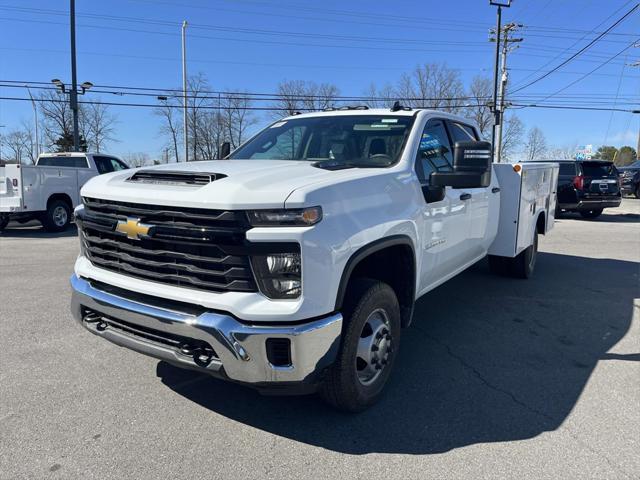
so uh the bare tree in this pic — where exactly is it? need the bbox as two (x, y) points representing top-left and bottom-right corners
(272, 80), (340, 117)
(363, 82), (395, 108)
(186, 73), (213, 161)
(38, 90), (117, 152)
(501, 114), (524, 162)
(524, 127), (547, 162)
(38, 90), (73, 148)
(123, 152), (152, 167)
(82, 101), (118, 152)
(545, 144), (578, 160)
(395, 63), (465, 112)
(465, 76), (493, 139)
(196, 110), (226, 159)
(222, 91), (258, 149)
(3, 129), (31, 164)
(154, 96), (182, 163)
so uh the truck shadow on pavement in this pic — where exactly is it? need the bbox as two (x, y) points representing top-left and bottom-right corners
(158, 252), (636, 455)
(0, 223), (78, 238)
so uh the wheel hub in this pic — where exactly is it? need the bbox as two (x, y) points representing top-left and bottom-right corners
(356, 308), (393, 386)
(53, 206), (68, 227)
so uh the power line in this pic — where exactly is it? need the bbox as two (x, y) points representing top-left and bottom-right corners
(512, 0), (635, 89)
(3, 81), (636, 105)
(1, 95), (636, 113)
(510, 3), (639, 93)
(517, 39), (639, 106)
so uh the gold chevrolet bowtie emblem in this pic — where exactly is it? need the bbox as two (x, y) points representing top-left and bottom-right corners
(115, 217), (151, 240)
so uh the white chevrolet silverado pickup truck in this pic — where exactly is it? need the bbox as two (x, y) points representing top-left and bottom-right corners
(70, 107), (559, 411)
(0, 152), (128, 232)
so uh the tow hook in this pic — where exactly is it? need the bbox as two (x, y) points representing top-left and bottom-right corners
(180, 344), (213, 367)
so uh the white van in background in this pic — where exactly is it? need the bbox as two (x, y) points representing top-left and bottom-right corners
(0, 152), (128, 232)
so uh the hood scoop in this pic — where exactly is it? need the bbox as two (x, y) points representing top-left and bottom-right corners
(127, 170), (227, 186)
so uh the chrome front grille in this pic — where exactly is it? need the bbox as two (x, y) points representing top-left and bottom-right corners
(78, 197), (258, 293)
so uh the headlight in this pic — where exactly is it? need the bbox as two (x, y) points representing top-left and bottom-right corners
(247, 207), (322, 227)
(251, 252), (301, 299)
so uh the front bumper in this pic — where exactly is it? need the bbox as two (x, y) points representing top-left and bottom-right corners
(70, 275), (342, 388)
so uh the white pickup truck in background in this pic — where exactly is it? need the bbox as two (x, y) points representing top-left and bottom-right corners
(70, 107), (559, 411)
(0, 152), (128, 232)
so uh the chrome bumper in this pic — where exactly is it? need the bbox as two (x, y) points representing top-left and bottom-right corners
(70, 275), (342, 385)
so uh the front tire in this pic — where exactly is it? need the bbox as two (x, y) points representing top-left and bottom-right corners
(579, 208), (603, 219)
(42, 200), (71, 232)
(634, 185), (640, 199)
(321, 279), (401, 412)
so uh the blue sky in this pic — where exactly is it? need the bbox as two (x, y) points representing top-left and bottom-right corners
(0, 0), (638, 159)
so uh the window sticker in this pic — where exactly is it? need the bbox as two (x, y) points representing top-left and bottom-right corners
(381, 118), (399, 123)
(270, 121), (287, 128)
(420, 134), (441, 151)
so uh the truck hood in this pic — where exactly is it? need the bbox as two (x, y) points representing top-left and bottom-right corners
(81, 159), (363, 209)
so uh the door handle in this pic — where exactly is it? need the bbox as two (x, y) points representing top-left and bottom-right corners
(492, 187), (500, 193)
(459, 193), (471, 201)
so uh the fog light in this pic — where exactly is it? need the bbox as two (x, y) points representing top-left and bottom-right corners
(251, 252), (301, 299)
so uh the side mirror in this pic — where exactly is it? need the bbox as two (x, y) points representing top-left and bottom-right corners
(219, 141), (231, 159)
(431, 141), (492, 188)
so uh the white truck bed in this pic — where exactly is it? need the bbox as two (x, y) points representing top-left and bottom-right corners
(489, 162), (559, 257)
(0, 164), (82, 213)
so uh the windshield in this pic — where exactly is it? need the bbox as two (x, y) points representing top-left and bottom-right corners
(229, 115), (415, 167)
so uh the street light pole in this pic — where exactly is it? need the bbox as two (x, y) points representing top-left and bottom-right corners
(182, 20), (188, 162)
(69, 0), (80, 152)
(25, 86), (40, 158)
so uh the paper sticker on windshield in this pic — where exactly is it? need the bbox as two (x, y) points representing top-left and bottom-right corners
(381, 118), (398, 123)
(270, 121), (287, 128)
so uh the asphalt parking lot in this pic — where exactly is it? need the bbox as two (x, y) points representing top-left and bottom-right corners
(1, 199), (638, 480)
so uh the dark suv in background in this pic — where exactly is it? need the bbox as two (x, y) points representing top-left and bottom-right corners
(618, 160), (640, 198)
(556, 160), (622, 219)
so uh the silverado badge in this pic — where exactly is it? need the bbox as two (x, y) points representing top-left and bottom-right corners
(115, 217), (152, 240)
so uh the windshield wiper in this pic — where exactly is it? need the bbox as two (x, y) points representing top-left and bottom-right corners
(312, 159), (389, 171)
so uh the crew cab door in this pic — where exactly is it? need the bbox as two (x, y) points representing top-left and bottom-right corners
(414, 118), (473, 291)
(446, 120), (497, 258)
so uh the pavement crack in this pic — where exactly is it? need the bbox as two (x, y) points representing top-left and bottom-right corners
(412, 325), (633, 479)
(413, 325), (554, 423)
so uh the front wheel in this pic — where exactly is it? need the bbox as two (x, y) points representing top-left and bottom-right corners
(579, 208), (603, 219)
(0, 214), (9, 232)
(634, 185), (640, 199)
(321, 279), (401, 412)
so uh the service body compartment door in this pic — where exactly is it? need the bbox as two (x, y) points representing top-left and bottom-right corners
(0, 165), (24, 212)
(488, 163), (558, 258)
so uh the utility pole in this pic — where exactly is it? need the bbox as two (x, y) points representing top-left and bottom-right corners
(25, 86), (40, 158)
(182, 20), (188, 162)
(69, 0), (80, 152)
(489, 0), (512, 162)
(629, 58), (639, 160)
(494, 23), (523, 163)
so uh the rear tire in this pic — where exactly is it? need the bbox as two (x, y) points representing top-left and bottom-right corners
(507, 232), (538, 279)
(42, 200), (71, 232)
(0, 214), (9, 232)
(320, 279), (401, 412)
(579, 208), (603, 219)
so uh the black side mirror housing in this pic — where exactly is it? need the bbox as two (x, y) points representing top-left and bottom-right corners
(430, 141), (492, 188)
(219, 141), (231, 159)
